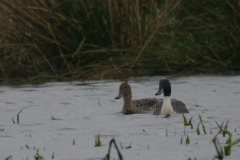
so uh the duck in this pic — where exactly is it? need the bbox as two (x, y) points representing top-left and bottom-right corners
(153, 79), (189, 115)
(115, 82), (157, 114)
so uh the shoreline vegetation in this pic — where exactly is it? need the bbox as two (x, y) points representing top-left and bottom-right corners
(0, 0), (239, 84)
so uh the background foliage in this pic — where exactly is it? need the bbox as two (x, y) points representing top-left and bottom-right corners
(0, 0), (239, 83)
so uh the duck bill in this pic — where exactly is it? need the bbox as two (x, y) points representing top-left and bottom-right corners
(115, 89), (123, 99)
(155, 87), (163, 96)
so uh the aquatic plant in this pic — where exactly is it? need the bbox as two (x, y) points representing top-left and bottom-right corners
(213, 131), (240, 158)
(12, 117), (15, 124)
(215, 120), (229, 137)
(95, 133), (102, 147)
(51, 114), (56, 120)
(34, 148), (44, 160)
(195, 124), (200, 135)
(194, 100), (198, 107)
(195, 115), (206, 135)
(52, 152), (54, 159)
(182, 113), (193, 129)
(222, 132), (240, 156)
(12, 109), (23, 124)
(17, 109), (23, 124)
(25, 144), (29, 149)
(4, 156), (12, 160)
(185, 134), (190, 145)
(119, 142), (123, 149)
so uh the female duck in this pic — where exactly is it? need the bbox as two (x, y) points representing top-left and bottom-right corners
(153, 79), (189, 115)
(115, 82), (157, 114)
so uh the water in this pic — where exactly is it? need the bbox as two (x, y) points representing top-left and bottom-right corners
(0, 76), (240, 160)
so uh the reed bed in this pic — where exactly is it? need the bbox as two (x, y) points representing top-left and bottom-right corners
(0, 0), (239, 84)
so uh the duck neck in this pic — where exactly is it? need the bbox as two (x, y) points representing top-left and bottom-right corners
(163, 96), (171, 103)
(123, 94), (134, 111)
(161, 96), (174, 114)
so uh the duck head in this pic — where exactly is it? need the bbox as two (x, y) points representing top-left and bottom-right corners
(115, 82), (132, 99)
(115, 82), (134, 113)
(155, 79), (171, 97)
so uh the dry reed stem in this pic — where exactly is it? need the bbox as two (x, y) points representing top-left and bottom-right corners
(72, 37), (86, 57)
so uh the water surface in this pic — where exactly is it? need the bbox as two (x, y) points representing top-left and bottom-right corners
(0, 76), (240, 160)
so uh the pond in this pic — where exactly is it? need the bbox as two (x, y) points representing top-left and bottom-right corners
(0, 75), (240, 160)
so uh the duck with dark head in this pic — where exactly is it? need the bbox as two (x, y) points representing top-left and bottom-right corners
(153, 79), (189, 115)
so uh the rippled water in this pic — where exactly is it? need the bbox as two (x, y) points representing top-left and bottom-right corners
(0, 76), (240, 160)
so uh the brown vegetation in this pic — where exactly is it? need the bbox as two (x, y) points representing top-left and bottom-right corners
(0, 0), (239, 84)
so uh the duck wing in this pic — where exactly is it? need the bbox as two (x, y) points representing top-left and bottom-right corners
(132, 98), (157, 111)
(171, 99), (189, 113)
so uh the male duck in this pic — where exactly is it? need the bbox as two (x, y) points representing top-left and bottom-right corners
(153, 79), (189, 115)
(115, 82), (157, 114)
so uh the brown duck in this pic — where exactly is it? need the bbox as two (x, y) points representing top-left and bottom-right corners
(115, 82), (157, 114)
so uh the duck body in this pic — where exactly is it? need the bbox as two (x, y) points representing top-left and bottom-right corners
(153, 79), (189, 115)
(153, 98), (189, 115)
(115, 82), (157, 114)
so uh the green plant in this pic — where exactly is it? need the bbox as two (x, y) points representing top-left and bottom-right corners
(195, 125), (200, 135)
(185, 134), (190, 145)
(201, 122), (207, 135)
(17, 109), (23, 124)
(12, 117), (15, 124)
(216, 120), (229, 137)
(213, 131), (240, 158)
(224, 133), (240, 156)
(195, 115), (206, 135)
(12, 109), (23, 124)
(95, 133), (102, 147)
(34, 148), (44, 160)
(182, 113), (193, 129)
